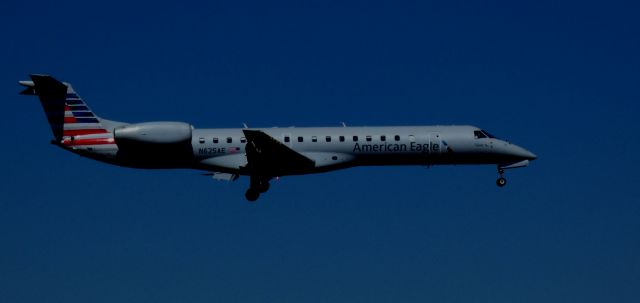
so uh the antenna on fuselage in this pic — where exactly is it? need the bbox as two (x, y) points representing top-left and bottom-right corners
(341, 122), (347, 127)
(243, 123), (249, 129)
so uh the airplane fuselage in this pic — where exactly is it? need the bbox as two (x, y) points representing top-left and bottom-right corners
(21, 74), (537, 201)
(189, 125), (534, 175)
(66, 125), (535, 176)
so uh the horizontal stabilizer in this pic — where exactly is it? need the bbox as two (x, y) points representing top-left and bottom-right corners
(19, 80), (36, 95)
(19, 80), (34, 87)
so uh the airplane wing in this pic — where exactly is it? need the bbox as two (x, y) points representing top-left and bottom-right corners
(242, 129), (315, 175)
(201, 172), (240, 181)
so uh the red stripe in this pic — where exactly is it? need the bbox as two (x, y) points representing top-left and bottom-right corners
(63, 129), (109, 136)
(64, 105), (71, 111)
(64, 117), (77, 123)
(63, 138), (115, 146)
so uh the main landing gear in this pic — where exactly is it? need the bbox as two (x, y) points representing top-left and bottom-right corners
(496, 168), (507, 187)
(245, 176), (271, 202)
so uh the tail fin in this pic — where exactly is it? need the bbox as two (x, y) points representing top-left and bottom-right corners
(20, 74), (110, 141)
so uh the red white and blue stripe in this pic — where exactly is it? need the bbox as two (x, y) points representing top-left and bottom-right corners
(58, 90), (115, 147)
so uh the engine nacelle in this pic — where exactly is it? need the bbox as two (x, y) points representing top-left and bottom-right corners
(114, 122), (192, 144)
(113, 122), (195, 168)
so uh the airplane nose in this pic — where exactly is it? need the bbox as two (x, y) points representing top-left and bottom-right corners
(510, 145), (537, 160)
(524, 149), (537, 160)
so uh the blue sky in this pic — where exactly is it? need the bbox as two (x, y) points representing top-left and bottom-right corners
(1, 0), (639, 302)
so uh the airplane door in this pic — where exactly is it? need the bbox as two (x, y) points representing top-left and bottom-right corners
(429, 133), (441, 155)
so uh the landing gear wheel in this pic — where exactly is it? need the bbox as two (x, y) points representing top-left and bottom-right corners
(245, 189), (260, 202)
(496, 177), (507, 187)
(258, 182), (270, 193)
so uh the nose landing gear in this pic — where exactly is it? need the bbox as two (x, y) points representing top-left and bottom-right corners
(494, 160), (531, 187)
(496, 168), (507, 187)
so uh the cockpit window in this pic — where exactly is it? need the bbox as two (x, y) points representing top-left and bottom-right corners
(482, 130), (497, 139)
(474, 130), (487, 139)
(474, 130), (498, 139)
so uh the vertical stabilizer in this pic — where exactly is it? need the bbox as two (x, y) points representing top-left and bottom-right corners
(21, 74), (109, 141)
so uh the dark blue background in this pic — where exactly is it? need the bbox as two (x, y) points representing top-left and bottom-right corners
(1, 1), (639, 302)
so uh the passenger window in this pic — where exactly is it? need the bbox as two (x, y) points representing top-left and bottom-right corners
(353, 136), (358, 142)
(284, 136), (290, 143)
(298, 136), (304, 142)
(213, 138), (219, 144)
(380, 135), (386, 142)
(366, 135), (372, 142)
(394, 135), (400, 141)
(326, 136), (331, 142)
(339, 136), (345, 142)
(199, 137), (205, 144)
(227, 137), (232, 143)
(312, 136), (317, 142)
(240, 137), (246, 143)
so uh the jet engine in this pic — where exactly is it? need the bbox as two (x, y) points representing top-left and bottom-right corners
(113, 122), (195, 167)
(114, 122), (192, 144)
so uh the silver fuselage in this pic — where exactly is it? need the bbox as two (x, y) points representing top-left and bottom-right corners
(22, 74), (537, 200)
(76, 125), (535, 177)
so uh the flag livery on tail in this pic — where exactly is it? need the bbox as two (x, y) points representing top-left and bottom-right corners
(20, 75), (119, 157)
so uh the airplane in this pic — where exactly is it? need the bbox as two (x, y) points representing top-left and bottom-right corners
(20, 74), (537, 201)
